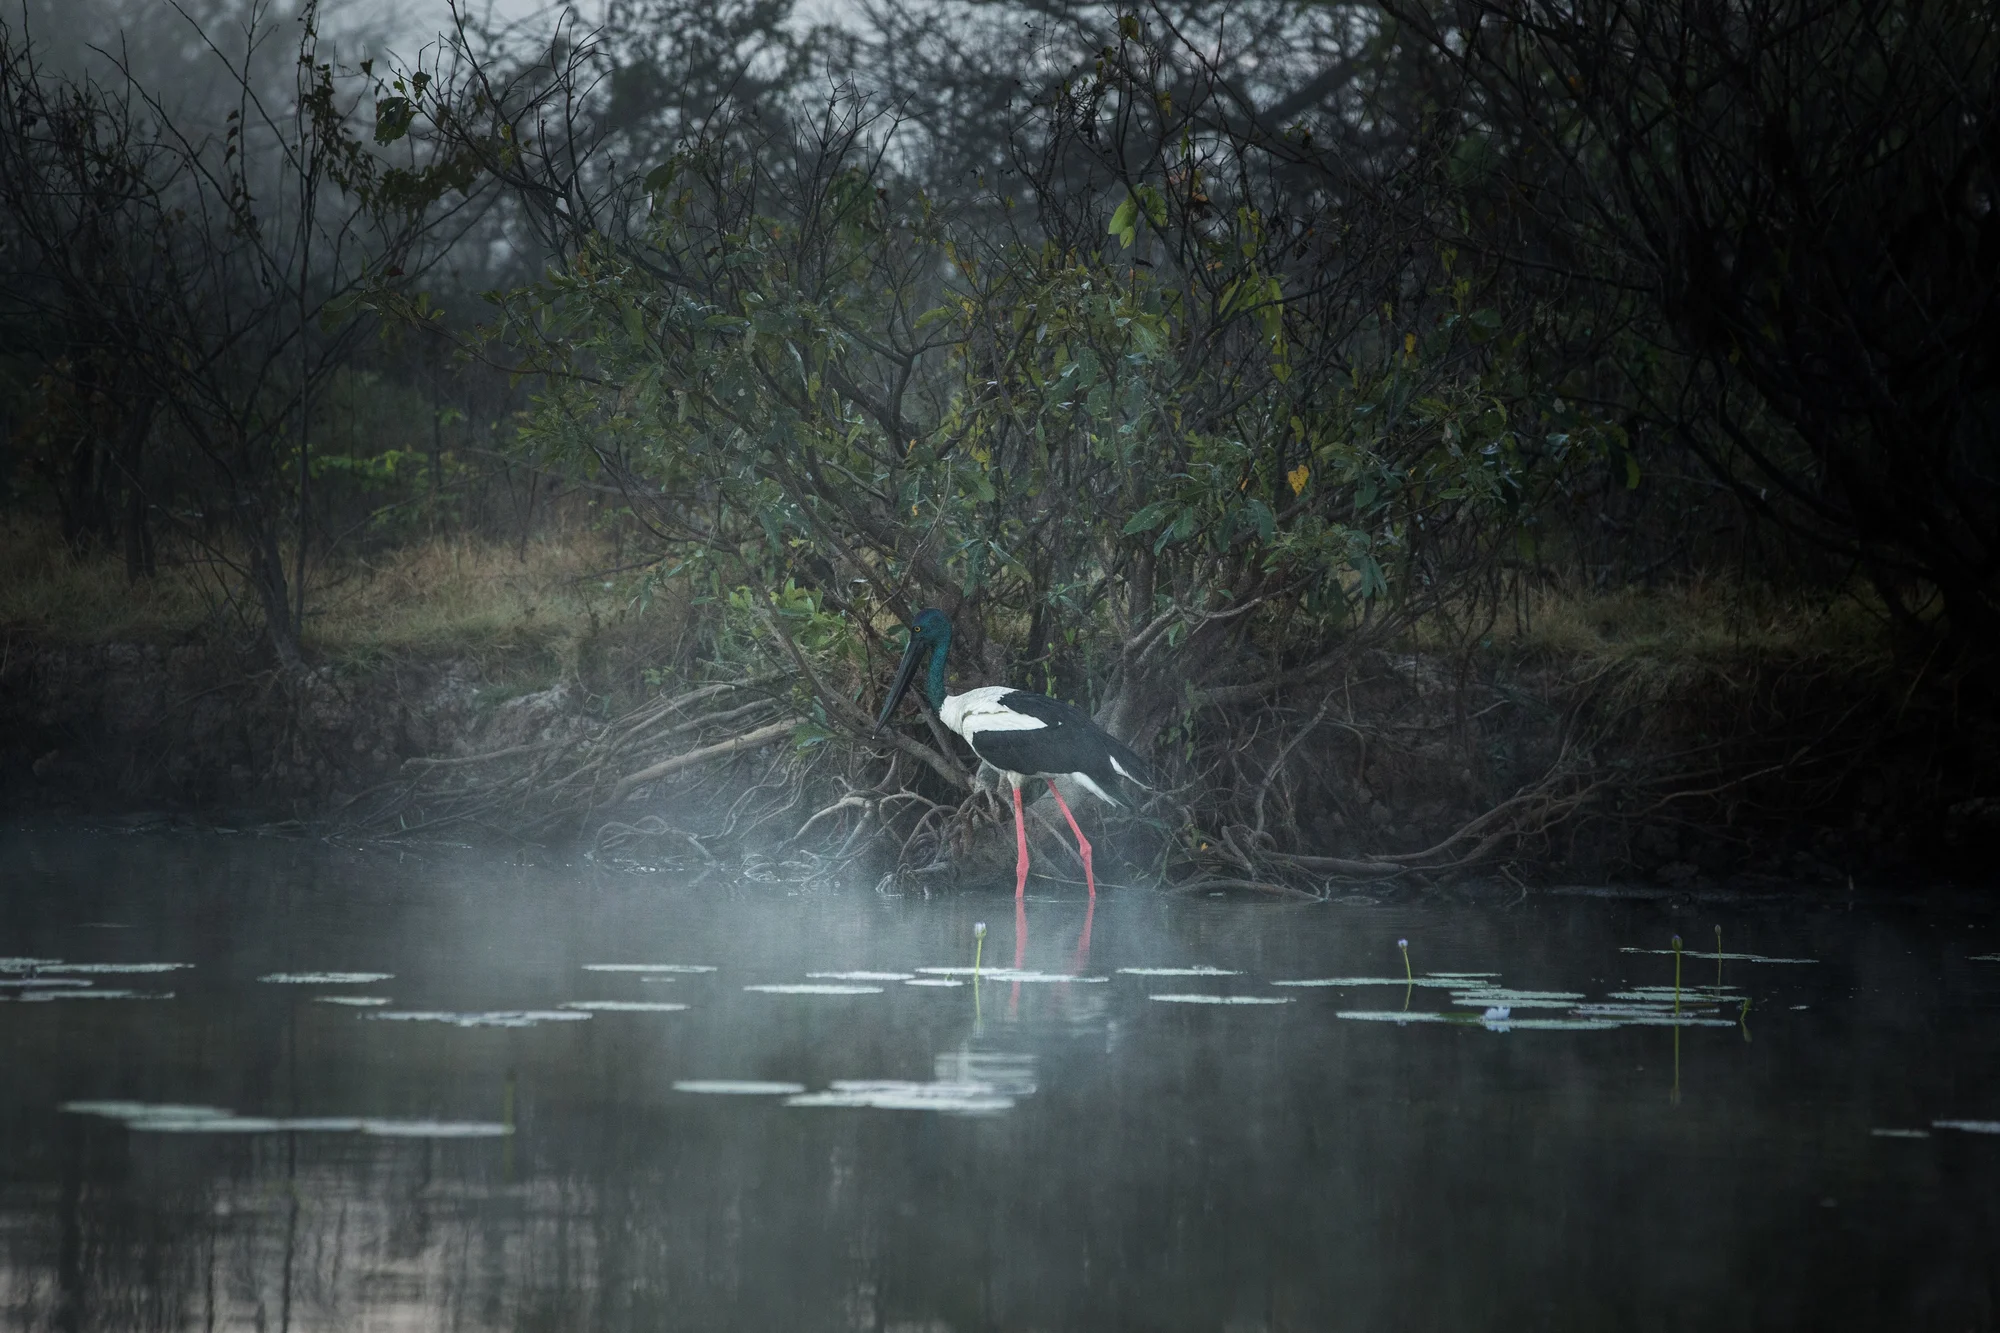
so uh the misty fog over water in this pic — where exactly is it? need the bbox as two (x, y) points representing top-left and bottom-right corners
(3, 824), (1998, 1329)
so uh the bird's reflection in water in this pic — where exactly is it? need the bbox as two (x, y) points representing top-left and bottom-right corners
(1005, 889), (1097, 1018)
(1071, 893), (1096, 973)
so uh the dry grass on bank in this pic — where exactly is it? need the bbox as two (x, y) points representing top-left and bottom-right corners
(1414, 578), (1897, 675)
(2, 516), (1903, 695)
(0, 519), (220, 643)
(305, 536), (614, 660)
(1403, 580), (1906, 738)
(0, 520), (621, 666)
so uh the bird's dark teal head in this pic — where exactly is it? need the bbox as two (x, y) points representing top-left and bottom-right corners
(908, 607), (953, 648)
(876, 608), (954, 730)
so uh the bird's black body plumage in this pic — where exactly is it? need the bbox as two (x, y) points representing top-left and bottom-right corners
(959, 690), (1153, 807)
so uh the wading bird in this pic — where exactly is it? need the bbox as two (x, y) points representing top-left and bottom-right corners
(875, 609), (1152, 899)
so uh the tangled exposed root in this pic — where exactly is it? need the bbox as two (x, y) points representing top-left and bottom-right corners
(334, 673), (800, 843)
(326, 632), (1875, 899)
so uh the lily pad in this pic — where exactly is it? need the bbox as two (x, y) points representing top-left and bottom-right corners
(36, 962), (191, 974)
(1271, 977), (1466, 988)
(367, 1010), (591, 1028)
(558, 1000), (690, 1012)
(19, 989), (171, 1001)
(784, 1080), (1013, 1113)
(1117, 966), (1243, 977)
(1444, 988), (1587, 1002)
(62, 1102), (509, 1137)
(1619, 948), (1815, 964)
(583, 963), (717, 973)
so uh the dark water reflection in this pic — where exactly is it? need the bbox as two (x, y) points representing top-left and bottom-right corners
(3, 825), (1999, 1331)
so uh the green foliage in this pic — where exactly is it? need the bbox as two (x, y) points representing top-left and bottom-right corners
(474, 96), (1619, 745)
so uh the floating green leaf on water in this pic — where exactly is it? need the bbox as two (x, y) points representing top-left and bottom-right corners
(140, 1117), (317, 1133)
(1609, 987), (1740, 1002)
(743, 984), (883, 995)
(1446, 996), (1579, 1010)
(1567, 1006), (1735, 1027)
(1117, 966), (1243, 977)
(1933, 1119), (2000, 1135)
(583, 964), (718, 973)
(1334, 1010), (1626, 1030)
(559, 1000), (690, 1012)
(366, 1010), (592, 1028)
(1620, 949), (1816, 964)
(1444, 988), (1586, 1002)
(1150, 994), (1292, 1005)
(1571, 1002), (1721, 1017)
(314, 996), (391, 1006)
(352, 1120), (514, 1138)
(784, 1080), (1013, 1114)
(34, 962), (192, 974)
(1271, 977), (1466, 988)
(153, 1117), (510, 1137)
(806, 971), (915, 981)
(1871, 1128), (1932, 1139)
(19, 989), (171, 1001)
(913, 968), (1107, 983)
(259, 972), (393, 984)
(673, 1081), (808, 1095)
(64, 1101), (230, 1121)
(61, 1102), (510, 1136)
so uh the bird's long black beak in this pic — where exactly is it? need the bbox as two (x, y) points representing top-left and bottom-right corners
(875, 637), (924, 733)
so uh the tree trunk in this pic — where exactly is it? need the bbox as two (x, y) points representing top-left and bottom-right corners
(247, 525), (303, 668)
(116, 398), (156, 582)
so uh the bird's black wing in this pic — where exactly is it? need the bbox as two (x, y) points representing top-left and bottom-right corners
(964, 690), (1154, 801)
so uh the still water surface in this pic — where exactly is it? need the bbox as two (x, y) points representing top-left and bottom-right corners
(3, 823), (1998, 1330)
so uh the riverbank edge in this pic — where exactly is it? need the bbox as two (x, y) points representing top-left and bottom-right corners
(2, 633), (1993, 886)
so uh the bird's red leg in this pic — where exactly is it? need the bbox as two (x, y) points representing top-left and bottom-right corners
(1069, 892), (1095, 974)
(1046, 780), (1095, 898)
(1011, 782), (1031, 900)
(1011, 784), (1029, 1012)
